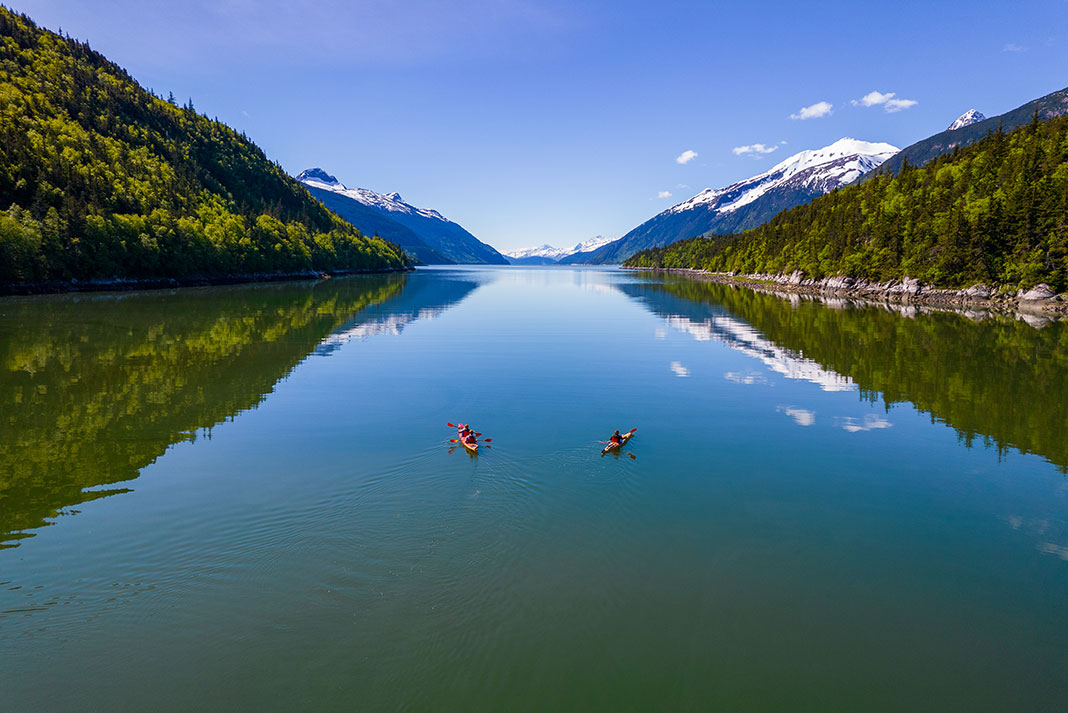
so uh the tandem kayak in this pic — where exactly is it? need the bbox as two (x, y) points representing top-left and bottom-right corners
(457, 425), (479, 453)
(601, 428), (636, 455)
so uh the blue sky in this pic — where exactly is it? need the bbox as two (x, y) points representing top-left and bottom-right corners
(13, 0), (1068, 251)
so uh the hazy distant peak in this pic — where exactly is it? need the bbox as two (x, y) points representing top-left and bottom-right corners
(504, 236), (617, 260)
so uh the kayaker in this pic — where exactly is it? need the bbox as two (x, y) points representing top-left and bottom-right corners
(610, 430), (622, 445)
(460, 425), (476, 443)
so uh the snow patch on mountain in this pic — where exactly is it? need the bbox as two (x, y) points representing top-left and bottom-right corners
(504, 236), (617, 260)
(296, 168), (447, 222)
(947, 109), (986, 131)
(667, 138), (899, 218)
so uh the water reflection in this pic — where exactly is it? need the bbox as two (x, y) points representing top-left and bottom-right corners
(620, 275), (1068, 472)
(0, 272), (479, 547)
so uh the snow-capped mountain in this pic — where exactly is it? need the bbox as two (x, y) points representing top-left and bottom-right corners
(585, 138), (899, 264)
(504, 236), (617, 264)
(299, 168), (449, 222)
(297, 168), (507, 264)
(504, 244), (568, 261)
(947, 109), (986, 131)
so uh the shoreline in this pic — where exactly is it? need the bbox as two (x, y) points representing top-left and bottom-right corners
(0, 266), (414, 297)
(623, 267), (1068, 319)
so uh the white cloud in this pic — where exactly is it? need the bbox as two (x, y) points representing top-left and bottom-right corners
(1039, 542), (1068, 560)
(777, 405), (815, 426)
(670, 361), (690, 377)
(675, 150), (698, 164)
(732, 143), (780, 157)
(657, 190), (673, 199)
(789, 101), (832, 120)
(725, 370), (769, 385)
(884, 98), (918, 113)
(1003, 43), (1027, 52)
(852, 91), (918, 113)
(839, 414), (893, 432)
(851, 90), (895, 107)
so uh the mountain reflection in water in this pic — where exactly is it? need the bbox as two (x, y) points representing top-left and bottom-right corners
(0, 272), (480, 547)
(620, 275), (1068, 473)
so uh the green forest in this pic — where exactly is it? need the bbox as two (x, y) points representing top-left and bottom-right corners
(0, 8), (408, 285)
(625, 115), (1068, 292)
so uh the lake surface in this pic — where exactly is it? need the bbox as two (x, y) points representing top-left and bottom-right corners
(2, 266), (1067, 712)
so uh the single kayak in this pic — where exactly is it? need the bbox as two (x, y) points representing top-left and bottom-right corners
(601, 428), (636, 455)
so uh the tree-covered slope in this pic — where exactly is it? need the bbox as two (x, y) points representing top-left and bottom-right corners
(871, 86), (1068, 178)
(0, 8), (408, 285)
(626, 114), (1068, 292)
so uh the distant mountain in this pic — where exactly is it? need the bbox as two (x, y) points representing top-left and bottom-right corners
(947, 109), (986, 131)
(553, 236), (618, 264)
(585, 138), (898, 264)
(503, 244), (564, 265)
(873, 86), (1068, 177)
(503, 236), (617, 265)
(297, 170), (450, 265)
(297, 169), (507, 264)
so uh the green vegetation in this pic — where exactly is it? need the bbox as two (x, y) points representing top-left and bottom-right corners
(0, 8), (408, 285)
(0, 274), (406, 546)
(626, 115), (1068, 292)
(628, 276), (1068, 472)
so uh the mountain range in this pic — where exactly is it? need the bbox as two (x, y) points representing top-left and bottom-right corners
(585, 138), (899, 264)
(297, 169), (507, 265)
(503, 237), (616, 265)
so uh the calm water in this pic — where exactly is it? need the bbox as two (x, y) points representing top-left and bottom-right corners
(2, 266), (1067, 712)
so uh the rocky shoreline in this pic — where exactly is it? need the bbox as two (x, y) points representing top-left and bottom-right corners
(624, 267), (1068, 319)
(0, 266), (414, 296)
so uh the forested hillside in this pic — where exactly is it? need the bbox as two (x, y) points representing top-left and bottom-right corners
(626, 114), (1068, 292)
(0, 8), (408, 285)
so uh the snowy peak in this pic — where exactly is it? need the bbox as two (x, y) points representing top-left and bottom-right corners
(296, 168), (448, 222)
(667, 138), (899, 217)
(947, 109), (986, 131)
(504, 244), (560, 260)
(296, 167), (342, 189)
(504, 236), (617, 260)
(764, 138), (898, 181)
(297, 167), (508, 265)
(569, 235), (617, 254)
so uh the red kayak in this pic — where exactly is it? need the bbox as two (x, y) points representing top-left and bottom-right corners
(601, 428), (636, 455)
(457, 424), (479, 453)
